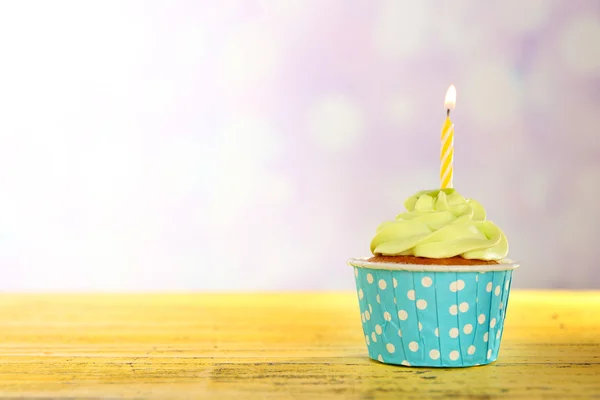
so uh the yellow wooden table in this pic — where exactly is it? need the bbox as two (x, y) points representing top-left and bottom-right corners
(0, 291), (599, 399)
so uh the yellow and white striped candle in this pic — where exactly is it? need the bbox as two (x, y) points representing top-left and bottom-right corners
(440, 85), (456, 189)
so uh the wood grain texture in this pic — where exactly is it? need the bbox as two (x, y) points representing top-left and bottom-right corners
(0, 291), (599, 399)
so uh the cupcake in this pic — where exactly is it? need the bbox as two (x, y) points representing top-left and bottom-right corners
(348, 188), (518, 367)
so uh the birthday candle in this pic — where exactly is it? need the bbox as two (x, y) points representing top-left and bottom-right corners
(440, 85), (456, 189)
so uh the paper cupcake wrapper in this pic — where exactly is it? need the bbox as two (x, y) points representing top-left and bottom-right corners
(349, 260), (516, 367)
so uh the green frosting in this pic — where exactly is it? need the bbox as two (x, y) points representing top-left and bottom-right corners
(370, 189), (508, 260)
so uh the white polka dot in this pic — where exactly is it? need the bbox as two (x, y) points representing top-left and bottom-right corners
(449, 328), (459, 338)
(401, 360), (410, 366)
(378, 279), (387, 290)
(384, 311), (392, 322)
(486, 282), (493, 292)
(434, 328), (439, 337)
(463, 324), (473, 334)
(476, 275), (479, 282)
(358, 289), (364, 299)
(421, 277), (432, 287)
(416, 299), (428, 310)
(490, 318), (497, 328)
(467, 345), (476, 355)
(497, 330), (502, 339)
(559, 15), (600, 74)
(386, 343), (396, 353)
(500, 302), (504, 310)
(372, 332), (377, 342)
(418, 322), (423, 331)
(476, 298), (479, 303)
(487, 349), (492, 360)
(393, 278), (398, 288)
(449, 305), (458, 315)
(369, 304), (373, 313)
(354, 268), (358, 277)
(459, 302), (469, 313)
(398, 329), (402, 337)
(365, 310), (371, 320)
(375, 324), (383, 335)
(378, 354), (384, 362)
(449, 280), (465, 292)
(409, 341), (419, 352)
(478, 314), (486, 324)
(505, 280), (510, 290)
(307, 94), (366, 152)
(495, 286), (501, 296)
(483, 332), (489, 342)
(429, 349), (440, 360)
(449, 350), (460, 361)
(361, 313), (365, 323)
(376, 294), (381, 304)
(365, 335), (370, 345)
(398, 310), (408, 320)
(367, 273), (374, 284)
(407, 290), (415, 300)
(394, 297), (397, 304)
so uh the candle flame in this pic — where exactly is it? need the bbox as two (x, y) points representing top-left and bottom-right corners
(444, 85), (456, 110)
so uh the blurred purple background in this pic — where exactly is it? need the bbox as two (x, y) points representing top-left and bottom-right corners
(0, 1), (599, 291)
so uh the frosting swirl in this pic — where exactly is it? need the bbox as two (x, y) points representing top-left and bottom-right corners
(370, 189), (508, 260)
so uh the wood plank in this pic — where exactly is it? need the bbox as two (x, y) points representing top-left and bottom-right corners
(0, 291), (599, 399)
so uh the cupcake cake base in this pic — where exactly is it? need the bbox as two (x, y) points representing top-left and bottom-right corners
(348, 257), (519, 367)
(367, 255), (499, 265)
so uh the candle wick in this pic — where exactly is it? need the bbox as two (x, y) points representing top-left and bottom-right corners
(446, 109), (450, 117)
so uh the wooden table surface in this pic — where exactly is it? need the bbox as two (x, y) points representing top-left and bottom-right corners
(0, 291), (599, 399)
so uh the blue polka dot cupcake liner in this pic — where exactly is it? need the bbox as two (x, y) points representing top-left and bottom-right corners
(348, 258), (519, 367)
